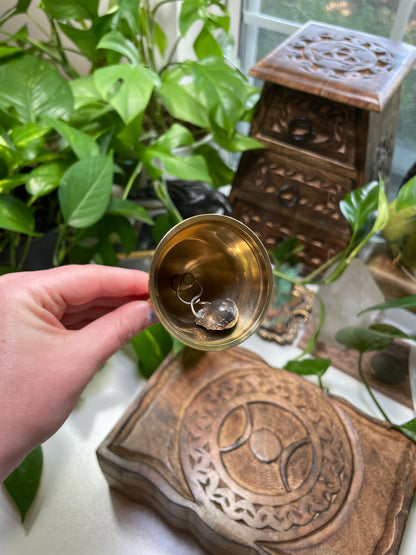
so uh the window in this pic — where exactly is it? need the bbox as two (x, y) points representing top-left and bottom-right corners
(228, 0), (416, 195)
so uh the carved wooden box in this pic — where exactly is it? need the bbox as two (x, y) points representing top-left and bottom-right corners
(229, 21), (416, 270)
(97, 347), (416, 555)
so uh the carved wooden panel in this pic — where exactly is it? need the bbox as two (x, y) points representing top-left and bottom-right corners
(97, 347), (416, 555)
(232, 199), (346, 270)
(250, 21), (416, 111)
(252, 83), (359, 166)
(233, 148), (353, 232)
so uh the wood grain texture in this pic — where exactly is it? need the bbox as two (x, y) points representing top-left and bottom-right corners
(97, 347), (416, 555)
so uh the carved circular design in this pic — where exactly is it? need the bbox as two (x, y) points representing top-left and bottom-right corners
(304, 40), (377, 72)
(179, 368), (363, 544)
(287, 33), (395, 79)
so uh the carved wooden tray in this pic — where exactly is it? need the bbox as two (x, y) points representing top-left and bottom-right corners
(97, 347), (416, 555)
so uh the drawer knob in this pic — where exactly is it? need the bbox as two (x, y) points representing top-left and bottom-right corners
(277, 184), (300, 207)
(288, 116), (314, 143)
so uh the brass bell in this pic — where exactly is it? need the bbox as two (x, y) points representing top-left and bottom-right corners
(149, 214), (273, 351)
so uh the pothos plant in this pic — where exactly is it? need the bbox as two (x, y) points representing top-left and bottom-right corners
(271, 176), (416, 441)
(0, 0), (261, 271)
(0, 0), (262, 522)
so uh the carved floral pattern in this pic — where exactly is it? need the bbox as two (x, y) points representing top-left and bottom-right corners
(249, 156), (351, 229)
(286, 31), (396, 80)
(258, 86), (356, 163)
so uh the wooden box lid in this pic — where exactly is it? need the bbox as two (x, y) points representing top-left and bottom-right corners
(97, 347), (416, 555)
(250, 21), (416, 112)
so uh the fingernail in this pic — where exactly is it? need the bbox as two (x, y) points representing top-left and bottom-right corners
(145, 302), (159, 326)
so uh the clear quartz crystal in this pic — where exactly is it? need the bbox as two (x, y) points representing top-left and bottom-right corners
(194, 299), (239, 331)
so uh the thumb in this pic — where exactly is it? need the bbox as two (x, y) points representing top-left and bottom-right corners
(72, 299), (158, 370)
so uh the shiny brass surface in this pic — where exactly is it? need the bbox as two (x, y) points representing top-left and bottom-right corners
(149, 214), (273, 351)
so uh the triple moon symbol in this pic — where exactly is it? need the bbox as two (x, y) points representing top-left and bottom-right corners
(219, 403), (311, 494)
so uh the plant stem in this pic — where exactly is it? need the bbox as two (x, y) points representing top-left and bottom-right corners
(49, 19), (80, 79)
(301, 249), (346, 284)
(143, 0), (157, 71)
(294, 292), (325, 360)
(52, 225), (67, 267)
(122, 161), (143, 200)
(27, 12), (51, 39)
(153, 176), (182, 224)
(272, 268), (303, 287)
(152, 0), (178, 17)
(16, 236), (33, 271)
(357, 352), (392, 423)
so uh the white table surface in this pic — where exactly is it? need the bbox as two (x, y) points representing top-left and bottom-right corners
(2, 328), (416, 555)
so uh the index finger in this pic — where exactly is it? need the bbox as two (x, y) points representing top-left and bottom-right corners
(35, 264), (149, 307)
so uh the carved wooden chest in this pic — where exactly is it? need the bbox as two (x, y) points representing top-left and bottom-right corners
(230, 21), (416, 271)
(97, 347), (416, 554)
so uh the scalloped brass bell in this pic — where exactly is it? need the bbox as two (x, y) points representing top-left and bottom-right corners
(149, 214), (273, 351)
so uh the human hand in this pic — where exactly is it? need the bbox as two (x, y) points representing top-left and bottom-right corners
(0, 264), (155, 481)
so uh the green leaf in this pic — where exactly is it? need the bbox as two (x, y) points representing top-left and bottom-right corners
(0, 46), (23, 60)
(160, 152), (212, 183)
(112, 0), (141, 36)
(107, 198), (153, 224)
(97, 31), (141, 65)
(152, 20), (167, 57)
(192, 57), (253, 129)
(130, 323), (173, 379)
(93, 238), (119, 266)
(3, 446), (43, 522)
(284, 358), (331, 377)
(396, 175), (416, 211)
(0, 55), (73, 124)
(59, 154), (113, 228)
(42, 0), (98, 19)
(58, 22), (100, 60)
(67, 214), (136, 265)
(43, 116), (99, 159)
(10, 122), (50, 147)
(160, 58), (258, 134)
(0, 175), (31, 194)
(396, 418), (416, 442)
(94, 65), (160, 124)
(368, 323), (416, 341)
(14, 0), (31, 14)
(194, 144), (234, 188)
(159, 78), (210, 129)
(152, 213), (176, 244)
(269, 238), (303, 265)
(358, 294), (416, 315)
(179, 0), (229, 37)
(179, 0), (204, 35)
(26, 161), (68, 197)
(108, 214), (137, 254)
(193, 25), (223, 59)
(340, 179), (379, 236)
(0, 194), (40, 235)
(141, 124), (213, 183)
(69, 75), (101, 110)
(371, 178), (390, 234)
(172, 337), (184, 355)
(149, 123), (194, 153)
(211, 124), (264, 152)
(335, 327), (396, 353)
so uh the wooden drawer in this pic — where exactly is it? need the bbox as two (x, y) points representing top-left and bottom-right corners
(252, 83), (361, 168)
(231, 148), (353, 234)
(232, 198), (349, 270)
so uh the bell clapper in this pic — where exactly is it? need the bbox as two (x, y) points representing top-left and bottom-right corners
(176, 275), (238, 331)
